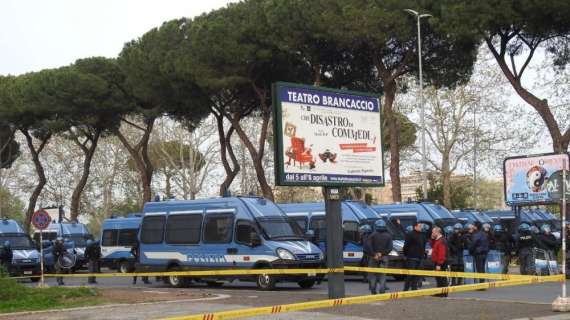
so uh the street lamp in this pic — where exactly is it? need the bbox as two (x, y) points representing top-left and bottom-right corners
(404, 9), (431, 201)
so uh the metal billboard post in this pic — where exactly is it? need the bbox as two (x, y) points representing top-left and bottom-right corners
(325, 187), (345, 299)
(554, 159), (569, 311)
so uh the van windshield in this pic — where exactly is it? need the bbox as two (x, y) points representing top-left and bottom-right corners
(257, 217), (304, 241)
(423, 204), (454, 219)
(65, 234), (90, 247)
(0, 234), (34, 250)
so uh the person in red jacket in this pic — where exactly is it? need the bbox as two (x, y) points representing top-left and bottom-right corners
(430, 227), (448, 297)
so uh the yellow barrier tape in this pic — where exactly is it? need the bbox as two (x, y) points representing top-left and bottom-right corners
(40, 268), (341, 278)
(344, 266), (546, 281)
(161, 274), (564, 320)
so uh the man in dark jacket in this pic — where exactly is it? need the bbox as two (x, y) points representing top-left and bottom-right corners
(517, 223), (535, 275)
(367, 220), (393, 294)
(131, 240), (150, 285)
(493, 224), (513, 274)
(0, 241), (13, 274)
(536, 225), (559, 263)
(448, 223), (464, 285)
(468, 222), (489, 283)
(85, 240), (101, 284)
(53, 238), (67, 285)
(359, 224), (373, 283)
(403, 222), (426, 291)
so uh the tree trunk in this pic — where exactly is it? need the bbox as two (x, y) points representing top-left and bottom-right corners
(215, 112), (240, 196)
(21, 130), (51, 233)
(165, 172), (172, 199)
(441, 153), (452, 209)
(70, 131), (101, 222)
(115, 117), (155, 204)
(383, 80), (402, 203)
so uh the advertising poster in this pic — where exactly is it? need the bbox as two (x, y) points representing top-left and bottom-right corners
(273, 82), (384, 187)
(503, 153), (570, 205)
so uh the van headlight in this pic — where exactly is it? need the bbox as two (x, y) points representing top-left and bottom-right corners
(389, 250), (399, 257)
(276, 248), (296, 260)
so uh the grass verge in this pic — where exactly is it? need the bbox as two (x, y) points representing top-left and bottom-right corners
(0, 272), (102, 314)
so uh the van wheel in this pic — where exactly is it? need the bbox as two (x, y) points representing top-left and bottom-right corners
(297, 279), (315, 289)
(167, 266), (186, 288)
(206, 281), (224, 288)
(256, 273), (276, 290)
(119, 260), (131, 274)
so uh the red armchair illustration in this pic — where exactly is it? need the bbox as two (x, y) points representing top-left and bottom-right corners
(285, 137), (316, 169)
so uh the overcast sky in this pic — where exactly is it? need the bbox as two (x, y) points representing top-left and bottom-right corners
(0, 0), (236, 75)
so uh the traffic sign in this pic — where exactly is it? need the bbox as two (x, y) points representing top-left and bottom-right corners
(32, 209), (51, 230)
(546, 170), (570, 202)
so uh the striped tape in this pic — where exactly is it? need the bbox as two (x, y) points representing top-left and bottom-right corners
(161, 274), (564, 320)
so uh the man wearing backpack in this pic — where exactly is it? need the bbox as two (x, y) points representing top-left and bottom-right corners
(430, 227), (448, 297)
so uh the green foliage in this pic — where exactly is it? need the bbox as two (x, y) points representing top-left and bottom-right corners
(382, 112), (417, 151)
(416, 175), (471, 209)
(0, 123), (20, 169)
(0, 274), (100, 313)
(0, 187), (25, 224)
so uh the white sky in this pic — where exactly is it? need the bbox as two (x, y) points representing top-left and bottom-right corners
(0, 0), (237, 75)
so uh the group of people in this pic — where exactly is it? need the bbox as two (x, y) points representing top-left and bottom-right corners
(360, 218), (563, 297)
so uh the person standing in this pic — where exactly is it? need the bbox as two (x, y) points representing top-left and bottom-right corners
(0, 241), (13, 274)
(493, 224), (513, 274)
(468, 222), (489, 283)
(85, 240), (101, 284)
(536, 225), (559, 268)
(403, 222), (426, 291)
(131, 240), (150, 285)
(430, 227), (448, 297)
(367, 220), (393, 294)
(448, 223), (464, 285)
(53, 238), (67, 286)
(517, 223), (535, 275)
(359, 224), (373, 283)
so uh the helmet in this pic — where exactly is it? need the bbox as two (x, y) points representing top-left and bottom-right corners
(359, 224), (372, 233)
(541, 224), (551, 234)
(405, 225), (414, 233)
(374, 219), (387, 231)
(420, 223), (430, 232)
(530, 226), (539, 234)
(86, 240), (94, 247)
(464, 223), (474, 231)
(444, 226), (454, 235)
(453, 223), (463, 230)
(518, 223), (531, 232)
(493, 224), (504, 233)
(3, 240), (10, 249)
(482, 223), (491, 232)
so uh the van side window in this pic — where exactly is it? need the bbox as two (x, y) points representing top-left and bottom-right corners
(235, 220), (255, 244)
(203, 213), (233, 244)
(118, 229), (138, 247)
(343, 221), (359, 243)
(102, 230), (118, 246)
(166, 214), (202, 244)
(291, 216), (307, 232)
(141, 216), (166, 244)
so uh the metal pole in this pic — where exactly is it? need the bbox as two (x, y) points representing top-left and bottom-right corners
(418, 15), (427, 201)
(39, 230), (45, 288)
(473, 105), (477, 209)
(324, 187), (345, 299)
(562, 160), (567, 298)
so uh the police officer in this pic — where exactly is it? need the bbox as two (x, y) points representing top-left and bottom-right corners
(517, 223), (535, 275)
(367, 219), (393, 294)
(359, 224), (373, 282)
(448, 223), (464, 285)
(536, 225), (559, 264)
(131, 240), (150, 285)
(53, 238), (67, 285)
(468, 222), (489, 284)
(492, 224), (512, 274)
(403, 222), (426, 291)
(85, 240), (101, 284)
(0, 240), (13, 274)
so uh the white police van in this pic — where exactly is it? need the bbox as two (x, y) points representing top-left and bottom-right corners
(138, 196), (324, 290)
(0, 218), (41, 280)
(100, 214), (142, 273)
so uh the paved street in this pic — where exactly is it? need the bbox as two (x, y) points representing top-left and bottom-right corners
(5, 274), (570, 320)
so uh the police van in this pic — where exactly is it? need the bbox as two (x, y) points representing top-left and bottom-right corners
(34, 222), (94, 269)
(278, 201), (363, 266)
(100, 214), (142, 273)
(138, 196), (324, 290)
(0, 218), (41, 280)
(371, 203), (435, 231)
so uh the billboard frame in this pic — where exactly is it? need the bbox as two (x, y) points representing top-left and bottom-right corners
(272, 81), (385, 188)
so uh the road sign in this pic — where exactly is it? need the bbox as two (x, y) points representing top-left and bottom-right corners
(546, 170), (570, 202)
(32, 209), (51, 230)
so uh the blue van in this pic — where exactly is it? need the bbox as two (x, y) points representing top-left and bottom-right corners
(278, 201), (363, 267)
(100, 215), (142, 273)
(452, 210), (495, 227)
(34, 222), (94, 270)
(371, 203), (435, 230)
(138, 196), (324, 290)
(420, 203), (460, 229)
(0, 219), (41, 280)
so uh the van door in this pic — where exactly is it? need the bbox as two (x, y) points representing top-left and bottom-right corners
(232, 219), (266, 267)
(199, 210), (235, 268)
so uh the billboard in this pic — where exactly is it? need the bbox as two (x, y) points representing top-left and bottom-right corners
(273, 82), (384, 187)
(503, 153), (570, 205)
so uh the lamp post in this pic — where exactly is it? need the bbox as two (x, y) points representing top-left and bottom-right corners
(404, 9), (431, 201)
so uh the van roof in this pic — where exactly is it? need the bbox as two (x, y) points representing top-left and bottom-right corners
(0, 219), (25, 234)
(44, 222), (90, 235)
(102, 216), (142, 230)
(370, 204), (434, 222)
(278, 202), (360, 222)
